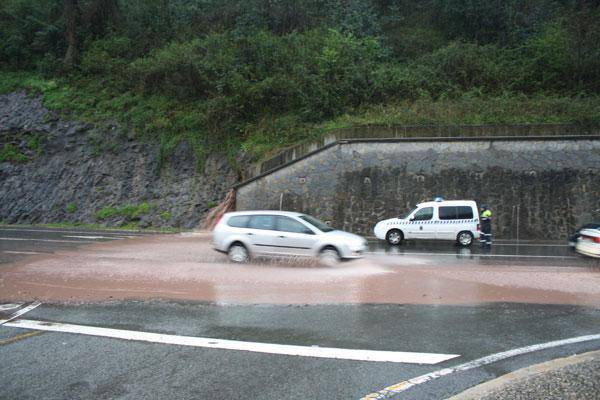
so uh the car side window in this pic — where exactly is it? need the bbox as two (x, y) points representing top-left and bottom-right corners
(456, 206), (473, 219)
(227, 215), (250, 228)
(248, 215), (275, 230)
(412, 207), (434, 221)
(276, 216), (314, 234)
(439, 206), (457, 220)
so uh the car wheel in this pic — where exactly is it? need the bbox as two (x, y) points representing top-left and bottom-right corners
(319, 247), (340, 266)
(228, 243), (249, 263)
(457, 231), (474, 247)
(386, 229), (403, 245)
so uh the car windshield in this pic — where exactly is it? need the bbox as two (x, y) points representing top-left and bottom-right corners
(400, 207), (417, 219)
(299, 215), (335, 232)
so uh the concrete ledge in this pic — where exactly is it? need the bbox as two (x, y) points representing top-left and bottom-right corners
(446, 349), (600, 400)
(237, 134), (600, 188)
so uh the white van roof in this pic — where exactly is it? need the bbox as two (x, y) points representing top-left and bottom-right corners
(417, 200), (478, 208)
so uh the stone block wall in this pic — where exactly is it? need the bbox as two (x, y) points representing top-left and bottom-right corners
(236, 138), (600, 239)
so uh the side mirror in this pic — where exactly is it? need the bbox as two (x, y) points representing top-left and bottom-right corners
(409, 216), (415, 221)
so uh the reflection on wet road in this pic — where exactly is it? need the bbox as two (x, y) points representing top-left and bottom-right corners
(366, 238), (600, 268)
(0, 226), (152, 264)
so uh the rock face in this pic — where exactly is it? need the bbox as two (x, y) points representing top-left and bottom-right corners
(237, 139), (600, 239)
(0, 91), (237, 228)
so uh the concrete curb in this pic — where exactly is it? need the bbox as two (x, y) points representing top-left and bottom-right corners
(446, 349), (600, 400)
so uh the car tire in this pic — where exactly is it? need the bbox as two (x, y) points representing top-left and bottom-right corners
(386, 229), (403, 245)
(319, 246), (340, 266)
(456, 231), (474, 247)
(228, 242), (249, 263)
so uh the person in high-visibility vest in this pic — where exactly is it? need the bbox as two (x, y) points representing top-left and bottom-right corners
(480, 205), (492, 245)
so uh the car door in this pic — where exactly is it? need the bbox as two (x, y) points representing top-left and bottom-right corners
(246, 215), (279, 254)
(436, 206), (457, 240)
(274, 216), (318, 256)
(407, 206), (436, 239)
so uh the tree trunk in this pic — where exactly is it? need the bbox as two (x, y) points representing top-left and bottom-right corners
(63, 0), (80, 71)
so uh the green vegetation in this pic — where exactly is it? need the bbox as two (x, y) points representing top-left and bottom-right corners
(0, 144), (28, 163)
(1, 1), (598, 164)
(0, 222), (181, 233)
(65, 202), (77, 213)
(95, 202), (151, 221)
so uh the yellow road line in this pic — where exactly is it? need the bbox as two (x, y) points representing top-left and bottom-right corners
(0, 331), (44, 346)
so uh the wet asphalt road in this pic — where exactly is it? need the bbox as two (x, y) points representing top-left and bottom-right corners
(0, 226), (154, 264)
(1, 302), (599, 400)
(1, 227), (599, 399)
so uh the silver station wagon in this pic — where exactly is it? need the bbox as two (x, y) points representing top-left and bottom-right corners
(213, 211), (367, 264)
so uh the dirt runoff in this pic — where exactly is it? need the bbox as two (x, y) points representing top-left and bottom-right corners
(1, 232), (599, 306)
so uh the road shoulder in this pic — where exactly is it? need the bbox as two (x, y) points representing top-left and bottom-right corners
(447, 350), (600, 400)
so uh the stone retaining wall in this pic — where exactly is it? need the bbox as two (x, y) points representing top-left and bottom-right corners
(236, 137), (600, 239)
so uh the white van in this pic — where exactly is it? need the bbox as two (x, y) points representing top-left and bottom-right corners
(373, 199), (480, 246)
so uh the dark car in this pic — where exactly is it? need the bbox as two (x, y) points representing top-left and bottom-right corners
(569, 222), (600, 248)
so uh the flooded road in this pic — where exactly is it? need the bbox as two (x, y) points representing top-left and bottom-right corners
(0, 228), (598, 306)
(367, 238), (586, 266)
(1, 227), (599, 400)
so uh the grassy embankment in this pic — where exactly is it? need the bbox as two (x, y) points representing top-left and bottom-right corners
(2, 69), (599, 166)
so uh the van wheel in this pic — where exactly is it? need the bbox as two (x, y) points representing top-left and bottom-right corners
(319, 246), (340, 266)
(386, 229), (403, 245)
(457, 231), (474, 247)
(228, 243), (249, 263)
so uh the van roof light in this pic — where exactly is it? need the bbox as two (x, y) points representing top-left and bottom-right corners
(434, 196), (444, 202)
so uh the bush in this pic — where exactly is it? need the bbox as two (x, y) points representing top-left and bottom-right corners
(80, 36), (134, 76)
(0, 144), (27, 163)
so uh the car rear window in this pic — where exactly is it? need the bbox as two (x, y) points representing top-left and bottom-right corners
(227, 215), (250, 228)
(439, 206), (473, 220)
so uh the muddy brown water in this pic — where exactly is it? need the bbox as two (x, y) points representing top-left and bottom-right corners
(1, 232), (599, 306)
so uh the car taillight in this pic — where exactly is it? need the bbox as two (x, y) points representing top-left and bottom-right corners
(477, 224), (480, 232)
(582, 235), (600, 244)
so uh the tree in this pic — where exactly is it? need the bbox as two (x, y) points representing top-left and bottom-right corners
(62, 0), (80, 71)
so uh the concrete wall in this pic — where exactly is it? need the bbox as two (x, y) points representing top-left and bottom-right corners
(236, 138), (600, 239)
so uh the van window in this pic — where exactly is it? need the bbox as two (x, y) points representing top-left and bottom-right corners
(456, 206), (473, 219)
(412, 207), (433, 221)
(227, 215), (250, 228)
(439, 206), (474, 220)
(248, 215), (275, 230)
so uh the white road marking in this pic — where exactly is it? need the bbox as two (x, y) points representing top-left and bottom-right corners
(3, 250), (46, 255)
(0, 302), (42, 325)
(0, 237), (93, 243)
(367, 252), (577, 259)
(492, 243), (569, 247)
(62, 235), (124, 240)
(360, 332), (600, 399)
(0, 303), (23, 311)
(4, 319), (459, 364)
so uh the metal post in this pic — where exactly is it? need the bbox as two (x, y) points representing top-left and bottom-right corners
(516, 204), (520, 244)
(279, 193), (283, 211)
